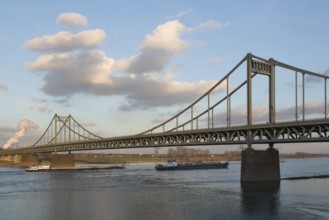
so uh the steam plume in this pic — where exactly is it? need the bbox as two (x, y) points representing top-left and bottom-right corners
(2, 119), (39, 149)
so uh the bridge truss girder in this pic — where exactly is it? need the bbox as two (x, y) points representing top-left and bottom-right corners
(1, 120), (329, 156)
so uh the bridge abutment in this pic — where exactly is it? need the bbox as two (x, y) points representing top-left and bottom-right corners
(241, 147), (280, 183)
(0, 156), (13, 164)
(50, 154), (75, 167)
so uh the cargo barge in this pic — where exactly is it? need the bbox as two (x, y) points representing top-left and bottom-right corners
(155, 160), (229, 171)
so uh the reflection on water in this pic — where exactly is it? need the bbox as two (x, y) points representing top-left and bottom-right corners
(241, 182), (280, 218)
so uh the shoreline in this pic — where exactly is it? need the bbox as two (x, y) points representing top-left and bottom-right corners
(74, 154), (329, 164)
(1, 154), (328, 168)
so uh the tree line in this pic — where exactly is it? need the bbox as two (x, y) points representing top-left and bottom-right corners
(167, 147), (210, 157)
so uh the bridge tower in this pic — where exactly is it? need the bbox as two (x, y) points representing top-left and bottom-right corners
(242, 54), (280, 183)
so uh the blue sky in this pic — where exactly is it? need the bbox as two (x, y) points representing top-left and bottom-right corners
(1, 1), (329, 153)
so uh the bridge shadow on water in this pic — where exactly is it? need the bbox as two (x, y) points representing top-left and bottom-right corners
(240, 182), (281, 218)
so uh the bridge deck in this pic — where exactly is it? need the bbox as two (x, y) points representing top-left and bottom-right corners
(1, 119), (329, 156)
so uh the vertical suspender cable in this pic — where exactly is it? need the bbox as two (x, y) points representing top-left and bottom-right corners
(191, 106), (193, 130)
(295, 71), (298, 121)
(325, 79), (327, 119)
(302, 73), (305, 121)
(208, 93), (210, 129)
(227, 77), (229, 127)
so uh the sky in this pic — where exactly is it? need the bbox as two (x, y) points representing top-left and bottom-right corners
(1, 0), (329, 154)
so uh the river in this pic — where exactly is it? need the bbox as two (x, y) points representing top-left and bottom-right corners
(0, 157), (329, 220)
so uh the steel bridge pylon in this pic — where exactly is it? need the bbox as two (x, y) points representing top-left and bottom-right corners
(32, 114), (102, 147)
(140, 53), (329, 141)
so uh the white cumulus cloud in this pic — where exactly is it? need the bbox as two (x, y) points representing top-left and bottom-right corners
(115, 20), (188, 74)
(25, 18), (228, 110)
(56, 12), (88, 27)
(141, 20), (188, 53)
(27, 50), (114, 96)
(24, 29), (106, 52)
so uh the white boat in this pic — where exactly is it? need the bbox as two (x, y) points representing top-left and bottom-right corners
(26, 164), (51, 172)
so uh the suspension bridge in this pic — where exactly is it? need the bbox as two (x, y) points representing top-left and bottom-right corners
(1, 53), (328, 182)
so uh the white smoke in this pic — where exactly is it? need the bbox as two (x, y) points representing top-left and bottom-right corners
(2, 119), (39, 149)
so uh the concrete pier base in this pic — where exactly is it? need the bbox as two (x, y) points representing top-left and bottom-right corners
(0, 156), (11, 162)
(13, 155), (21, 164)
(50, 154), (75, 167)
(13, 154), (38, 166)
(0, 156), (13, 164)
(18, 155), (38, 166)
(241, 147), (280, 183)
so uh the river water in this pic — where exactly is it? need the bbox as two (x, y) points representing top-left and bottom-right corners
(0, 157), (329, 220)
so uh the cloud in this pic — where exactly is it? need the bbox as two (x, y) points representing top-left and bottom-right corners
(0, 84), (8, 91)
(141, 20), (188, 53)
(116, 73), (220, 110)
(115, 49), (173, 74)
(276, 101), (325, 120)
(115, 20), (189, 75)
(51, 98), (72, 107)
(0, 126), (17, 134)
(325, 66), (329, 75)
(30, 96), (47, 103)
(36, 106), (53, 113)
(27, 50), (114, 96)
(186, 20), (229, 33)
(24, 29), (106, 52)
(29, 106), (53, 114)
(305, 66), (329, 84)
(28, 48), (221, 109)
(211, 105), (266, 125)
(151, 113), (172, 124)
(167, 9), (193, 20)
(56, 12), (88, 27)
(208, 101), (326, 127)
(80, 121), (98, 127)
(25, 19), (227, 110)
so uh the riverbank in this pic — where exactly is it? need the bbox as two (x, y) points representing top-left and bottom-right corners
(74, 152), (329, 164)
(1, 152), (328, 167)
(0, 161), (13, 167)
(74, 154), (239, 164)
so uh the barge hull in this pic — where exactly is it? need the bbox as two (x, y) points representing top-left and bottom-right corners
(155, 162), (229, 171)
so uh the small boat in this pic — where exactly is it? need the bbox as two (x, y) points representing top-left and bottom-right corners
(26, 164), (50, 172)
(155, 160), (229, 171)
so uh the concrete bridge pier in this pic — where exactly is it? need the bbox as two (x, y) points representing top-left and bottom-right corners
(14, 154), (39, 166)
(0, 156), (12, 163)
(240, 145), (280, 183)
